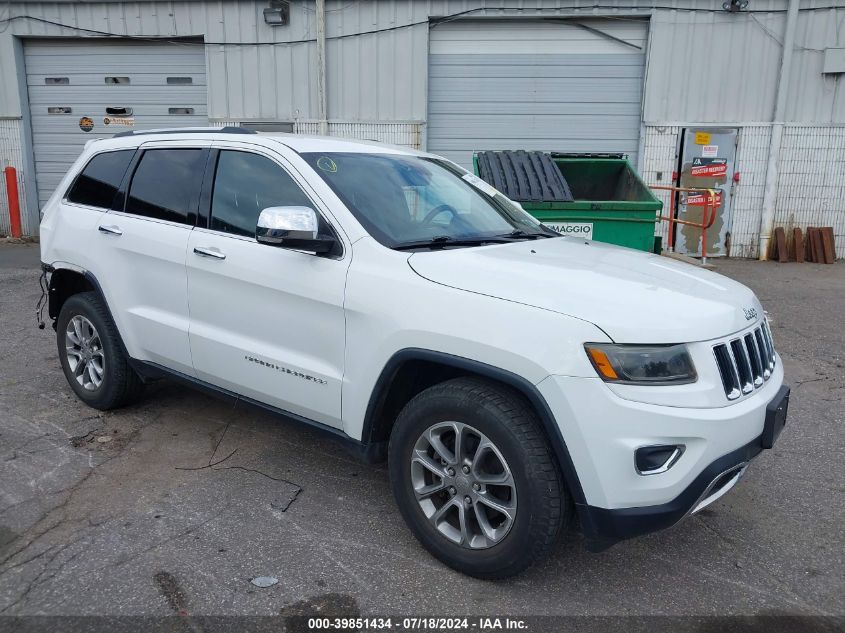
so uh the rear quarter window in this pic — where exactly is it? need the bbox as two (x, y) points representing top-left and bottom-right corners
(66, 150), (135, 209)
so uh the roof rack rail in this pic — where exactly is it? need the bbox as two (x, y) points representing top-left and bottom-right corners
(112, 126), (257, 139)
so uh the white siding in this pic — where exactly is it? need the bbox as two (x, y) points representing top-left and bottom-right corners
(774, 126), (845, 258)
(210, 119), (423, 148)
(639, 125), (680, 247)
(0, 119), (29, 236)
(294, 121), (422, 148)
(730, 126), (772, 258)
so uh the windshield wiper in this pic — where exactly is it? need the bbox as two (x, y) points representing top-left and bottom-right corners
(392, 235), (511, 251)
(499, 229), (556, 240)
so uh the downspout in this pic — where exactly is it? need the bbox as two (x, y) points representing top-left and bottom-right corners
(316, 0), (328, 136)
(758, 0), (799, 260)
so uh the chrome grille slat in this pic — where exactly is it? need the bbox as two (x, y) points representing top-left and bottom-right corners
(762, 321), (776, 371)
(713, 343), (741, 400)
(713, 320), (777, 401)
(744, 333), (764, 387)
(754, 329), (771, 379)
(730, 338), (754, 394)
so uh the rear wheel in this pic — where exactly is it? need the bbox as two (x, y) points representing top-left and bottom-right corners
(57, 292), (143, 410)
(389, 377), (568, 578)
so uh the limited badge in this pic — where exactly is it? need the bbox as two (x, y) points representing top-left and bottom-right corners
(79, 116), (94, 132)
(316, 156), (337, 172)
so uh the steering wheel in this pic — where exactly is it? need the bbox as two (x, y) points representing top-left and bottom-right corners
(421, 204), (458, 226)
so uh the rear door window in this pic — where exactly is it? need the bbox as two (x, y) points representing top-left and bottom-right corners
(66, 150), (135, 209)
(126, 148), (206, 225)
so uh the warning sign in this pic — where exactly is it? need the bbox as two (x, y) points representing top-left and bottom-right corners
(690, 157), (728, 178)
(694, 132), (711, 145)
(687, 190), (723, 207)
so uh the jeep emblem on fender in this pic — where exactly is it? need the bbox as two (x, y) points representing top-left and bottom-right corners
(743, 307), (758, 321)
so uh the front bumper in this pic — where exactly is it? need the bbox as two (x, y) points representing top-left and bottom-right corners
(536, 364), (786, 550)
(582, 432), (765, 550)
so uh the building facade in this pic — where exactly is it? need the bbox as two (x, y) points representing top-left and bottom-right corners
(0, 0), (842, 258)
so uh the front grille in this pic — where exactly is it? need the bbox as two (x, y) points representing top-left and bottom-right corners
(713, 321), (776, 400)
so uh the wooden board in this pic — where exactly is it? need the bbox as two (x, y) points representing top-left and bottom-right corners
(774, 227), (788, 263)
(816, 229), (826, 263)
(810, 227), (825, 263)
(821, 227), (835, 264)
(793, 228), (804, 263)
(807, 227), (815, 262)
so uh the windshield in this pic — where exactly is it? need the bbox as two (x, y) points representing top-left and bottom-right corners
(301, 152), (554, 248)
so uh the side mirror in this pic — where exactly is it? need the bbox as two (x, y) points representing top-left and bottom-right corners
(256, 206), (336, 254)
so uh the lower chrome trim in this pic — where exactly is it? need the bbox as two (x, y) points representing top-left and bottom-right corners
(690, 463), (748, 514)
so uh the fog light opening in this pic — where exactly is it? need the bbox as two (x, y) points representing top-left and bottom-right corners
(635, 444), (685, 476)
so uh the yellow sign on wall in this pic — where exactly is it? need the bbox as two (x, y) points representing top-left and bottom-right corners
(694, 132), (711, 145)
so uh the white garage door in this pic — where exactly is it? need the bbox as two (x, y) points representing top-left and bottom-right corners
(24, 39), (208, 208)
(427, 19), (647, 170)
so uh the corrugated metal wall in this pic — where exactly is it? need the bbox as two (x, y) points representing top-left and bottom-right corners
(5, 0), (823, 124)
(0, 0), (436, 122)
(644, 3), (845, 123)
(1, 0), (843, 249)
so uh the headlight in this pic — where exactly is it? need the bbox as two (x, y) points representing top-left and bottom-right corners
(584, 343), (697, 385)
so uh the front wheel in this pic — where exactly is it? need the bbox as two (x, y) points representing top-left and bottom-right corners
(388, 377), (569, 578)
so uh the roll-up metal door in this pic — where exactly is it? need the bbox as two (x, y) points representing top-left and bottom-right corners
(24, 39), (207, 208)
(427, 19), (647, 170)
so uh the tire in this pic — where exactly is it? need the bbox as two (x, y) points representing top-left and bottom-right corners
(56, 291), (143, 410)
(388, 376), (569, 579)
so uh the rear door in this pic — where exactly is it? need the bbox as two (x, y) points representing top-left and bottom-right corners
(186, 143), (349, 428)
(675, 128), (738, 257)
(95, 141), (210, 375)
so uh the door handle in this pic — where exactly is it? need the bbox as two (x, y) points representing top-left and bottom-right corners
(98, 224), (123, 236)
(193, 246), (226, 260)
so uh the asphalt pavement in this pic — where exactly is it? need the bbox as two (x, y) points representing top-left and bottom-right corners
(0, 243), (842, 622)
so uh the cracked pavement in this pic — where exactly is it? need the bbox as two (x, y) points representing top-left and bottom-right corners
(0, 242), (843, 617)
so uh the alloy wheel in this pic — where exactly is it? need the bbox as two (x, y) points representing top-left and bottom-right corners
(410, 421), (517, 549)
(65, 315), (105, 392)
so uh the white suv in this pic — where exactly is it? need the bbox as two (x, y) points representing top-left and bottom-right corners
(39, 128), (789, 578)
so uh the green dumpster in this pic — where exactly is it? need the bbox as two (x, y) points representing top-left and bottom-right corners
(473, 151), (663, 253)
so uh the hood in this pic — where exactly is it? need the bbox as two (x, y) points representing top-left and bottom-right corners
(408, 237), (762, 344)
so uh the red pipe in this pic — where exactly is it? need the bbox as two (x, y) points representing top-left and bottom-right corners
(4, 166), (22, 238)
(651, 185), (718, 262)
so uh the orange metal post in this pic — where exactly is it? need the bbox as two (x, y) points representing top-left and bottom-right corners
(4, 166), (22, 239)
(650, 185), (718, 264)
